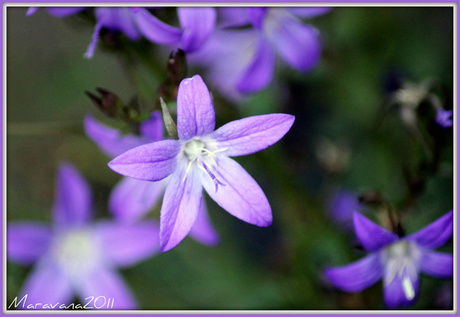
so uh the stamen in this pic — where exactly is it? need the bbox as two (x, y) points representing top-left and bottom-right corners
(201, 162), (226, 192)
(402, 276), (415, 300)
(182, 160), (194, 182)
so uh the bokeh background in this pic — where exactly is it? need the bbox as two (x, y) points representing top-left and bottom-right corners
(6, 6), (454, 310)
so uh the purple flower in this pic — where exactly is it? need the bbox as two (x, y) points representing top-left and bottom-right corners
(84, 111), (219, 246)
(190, 7), (330, 98)
(435, 108), (453, 128)
(324, 211), (453, 309)
(7, 163), (159, 309)
(135, 7), (216, 53)
(108, 75), (295, 251)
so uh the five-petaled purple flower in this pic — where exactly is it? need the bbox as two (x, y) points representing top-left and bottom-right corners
(435, 108), (453, 128)
(7, 163), (160, 309)
(108, 75), (295, 251)
(84, 111), (219, 246)
(190, 7), (330, 98)
(324, 211), (453, 309)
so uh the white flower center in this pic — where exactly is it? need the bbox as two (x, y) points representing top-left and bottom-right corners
(183, 138), (227, 192)
(52, 229), (101, 278)
(381, 240), (421, 300)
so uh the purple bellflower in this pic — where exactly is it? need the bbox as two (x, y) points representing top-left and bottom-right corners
(324, 211), (453, 309)
(190, 7), (329, 98)
(134, 7), (216, 53)
(108, 75), (295, 251)
(84, 111), (219, 246)
(7, 163), (159, 309)
(435, 108), (453, 128)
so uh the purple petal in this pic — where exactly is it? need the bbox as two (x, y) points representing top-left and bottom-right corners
(324, 253), (383, 292)
(383, 272), (419, 309)
(285, 7), (332, 19)
(84, 115), (149, 158)
(353, 212), (398, 252)
(435, 109), (453, 128)
(202, 156), (272, 227)
(94, 221), (160, 268)
(77, 267), (137, 309)
(19, 261), (73, 309)
(177, 75), (215, 140)
(328, 190), (363, 229)
(139, 111), (163, 142)
(7, 223), (52, 265)
(406, 210), (453, 249)
(210, 113), (295, 157)
(53, 163), (92, 228)
(108, 139), (180, 182)
(160, 163), (203, 252)
(135, 8), (182, 45)
(217, 8), (249, 28)
(189, 199), (219, 246)
(46, 7), (86, 17)
(268, 11), (321, 71)
(84, 22), (103, 59)
(420, 249), (453, 278)
(178, 7), (216, 53)
(95, 8), (140, 40)
(247, 8), (268, 29)
(109, 177), (166, 223)
(236, 34), (275, 93)
(26, 7), (39, 16)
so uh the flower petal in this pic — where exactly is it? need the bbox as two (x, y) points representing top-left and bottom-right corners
(46, 7), (86, 17)
(53, 163), (92, 228)
(96, 8), (140, 40)
(84, 115), (148, 158)
(236, 34), (275, 93)
(109, 177), (166, 223)
(7, 223), (52, 265)
(108, 140), (180, 182)
(353, 212), (398, 252)
(19, 261), (73, 309)
(135, 8), (182, 44)
(84, 22), (103, 59)
(383, 272), (419, 309)
(94, 221), (160, 268)
(178, 7), (216, 53)
(77, 267), (137, 309)
(406, 210), (453, 249)
(324, 253), (383, 292)
(189, 198), (219, 246)
(420, 249), (453, 278)
(285, 7), (332, 19)
(26, 7), (39, 16)
(139, 111), (163, 142)
(177, 75), (215, 140)
(210, 113), (295, 157)
(202, 156), (272, 227)
(268, 10), (321, 71)
(247, 8), (268, 29)
(160, 163), (203, 252)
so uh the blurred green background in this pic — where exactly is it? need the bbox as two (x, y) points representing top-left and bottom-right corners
(7, 6), (454, 310)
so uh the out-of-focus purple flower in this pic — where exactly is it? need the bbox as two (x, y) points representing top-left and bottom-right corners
(7, 163), (160, 309)
(84, 111), (219, 246)
(435, 108), (453, 128)
(26, 7), (86, 17)
(190, 7), (330, 98)
(108, 75), (295, 251)
(324, 211), (453, 309)
(135, 7), (216, 53)
(328, 190), (363, 231)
